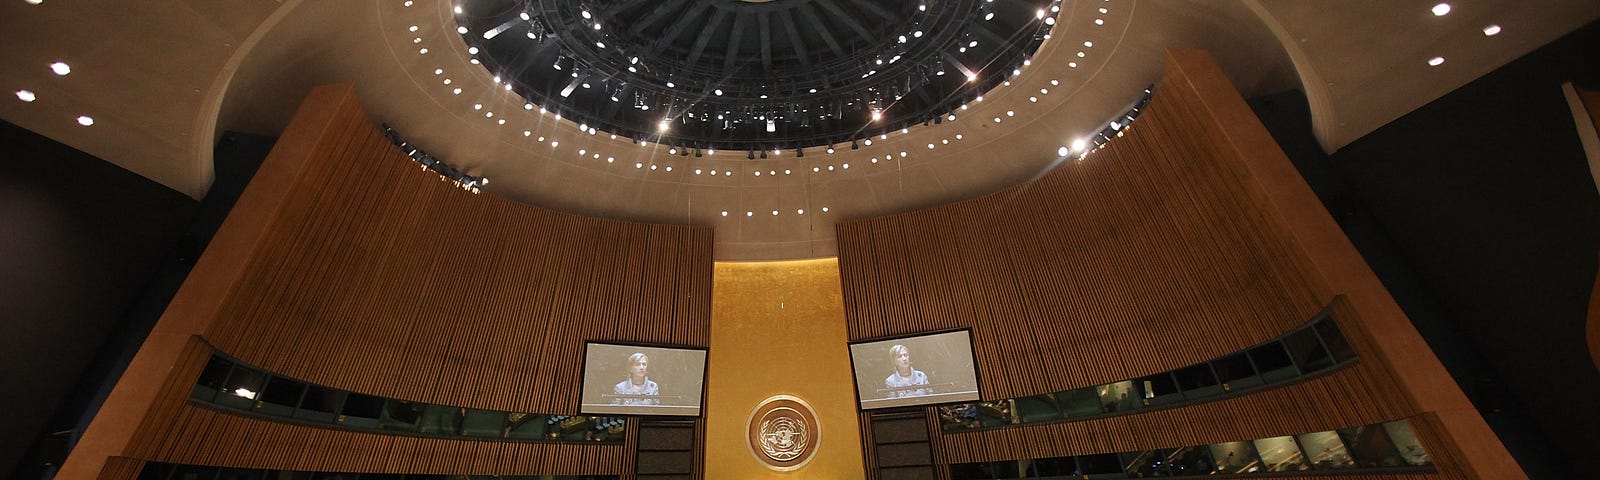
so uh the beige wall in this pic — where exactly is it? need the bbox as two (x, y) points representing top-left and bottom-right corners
(705, 259), (865, 478)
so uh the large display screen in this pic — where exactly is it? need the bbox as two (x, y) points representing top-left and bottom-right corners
(849, 330), (981, 409)
(579, 343), (708, 416)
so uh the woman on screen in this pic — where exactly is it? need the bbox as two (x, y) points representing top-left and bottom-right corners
(613, 352), (660, 405)
(885, 344), (932, 398)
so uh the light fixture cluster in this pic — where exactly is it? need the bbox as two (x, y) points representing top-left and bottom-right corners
(13, 59), (96, 127)
(450, 0), (1066, 155)
(1423, 3), (1504, 68)
(382, 123), (489, 194)
(1058, 86), (1153, 160)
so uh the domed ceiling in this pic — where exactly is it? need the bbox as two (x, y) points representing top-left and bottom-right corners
(1, 0), (1594, 260)
(455, 0), (1055, 153)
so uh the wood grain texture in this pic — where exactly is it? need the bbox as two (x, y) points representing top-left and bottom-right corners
(95, 457), (144, 480)
(838, 51), (1480, 478)
(134, 404), (627, 476)
(932, 299), (1435, 467)
(836, 54), (1325, 401)
(195, 85), (713, 415)
(103, 84), (709, 477)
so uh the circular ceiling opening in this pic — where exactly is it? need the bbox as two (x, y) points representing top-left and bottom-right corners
(455, 0), (1060, 153)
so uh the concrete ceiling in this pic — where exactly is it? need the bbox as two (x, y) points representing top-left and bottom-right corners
(1, 0), (1594, 261)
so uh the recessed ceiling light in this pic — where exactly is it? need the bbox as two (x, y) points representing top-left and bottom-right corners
(1483, 25), (1502, 36)
(76, 115), (94, 126)
(1058, 146), (1069, 156)
(16, 90), (36, 102)
(1428, 56), (1445, 66)
(1431, 3), (1451, 16)
(50, 62), (71, 75)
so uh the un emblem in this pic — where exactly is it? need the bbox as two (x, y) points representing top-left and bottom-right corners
(746, 395), (819, 471)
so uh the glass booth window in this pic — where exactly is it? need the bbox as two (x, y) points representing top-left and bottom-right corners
(1211, 352), (1261, 391)
(1248, 342), (1298, 382)
(1282, 328), (1335, 373)
(256, 376), (306, 417)
(216, 365), (267, 411)
(1314, 318), (1357, 363)
(1097, 381), (1140, 413)
(1297, 430), (1355, 469)
(295, 385), (345, 423)
(1138, 372), (1182, 406)
(1173, 363), (1222, 398)
(1208, 441), (1262, 475)
(418, 404), (464, 435)
(1339, 425), (1406, 468)
(1253, 435), (1309, 472)
(338, 392), (384, 428)
(1382, 419), (1433, 466)
(1058, 386), (1103, 418)
(461, 408), (506, 438)
(1013, 393), (1062, 423)
(192, 356), (233, 403)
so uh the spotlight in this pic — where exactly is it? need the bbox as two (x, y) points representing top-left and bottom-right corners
(850, 139), (860, 150)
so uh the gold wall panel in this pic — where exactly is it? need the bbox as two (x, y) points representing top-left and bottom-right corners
(705, 259), (865, 479)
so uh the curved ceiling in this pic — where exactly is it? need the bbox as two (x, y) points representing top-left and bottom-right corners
(0, 0), (1594, 261)
(455, 0), (1055, 152)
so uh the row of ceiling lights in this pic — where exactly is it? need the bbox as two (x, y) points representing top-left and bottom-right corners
(399, 0), (1116, 177)
(387, 0), (1130, 221)
(13, 59), (94, 126)
(1426, 3), (1503, 68)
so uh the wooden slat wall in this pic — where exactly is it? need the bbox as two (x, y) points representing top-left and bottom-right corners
(196, 85), (712, 415)
(933, 296), (1428, 465)
(95, 457), (144, 480)
(133, 403), (626, 476)
(109, 84), (709, 476)
(836, 56), (1324, 401)
(839, 52), (1470, 478)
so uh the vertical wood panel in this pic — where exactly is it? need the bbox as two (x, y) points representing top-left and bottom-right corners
(837, 52), (1324, 400)
(191, 84), (712, 416)
(839, 51), (1493, 479)
(101, 84), (711, 477)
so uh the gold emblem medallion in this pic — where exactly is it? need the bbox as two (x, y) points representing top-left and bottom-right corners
(746, 395), (820, 471)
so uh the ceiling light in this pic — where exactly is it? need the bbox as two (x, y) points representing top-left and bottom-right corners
(1428, 56), (1445, 66)
(16, 90), (36, 102)
(1071, 138), (1087, 151)
(1058, 146), (1069, 157)
(76, 115), (94, 126)
(1483, 25), (1502, 36)
(1431, 3), (1451, 16)
(50, 62), (70, 75)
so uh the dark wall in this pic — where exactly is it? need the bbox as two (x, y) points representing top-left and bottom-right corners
(0, 121), (196, 478)
(1251, 20), (1600, 480)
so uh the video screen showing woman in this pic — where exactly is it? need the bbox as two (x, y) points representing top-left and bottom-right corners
(850, 330), (980, 409)
(580, 343), (706, 416)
